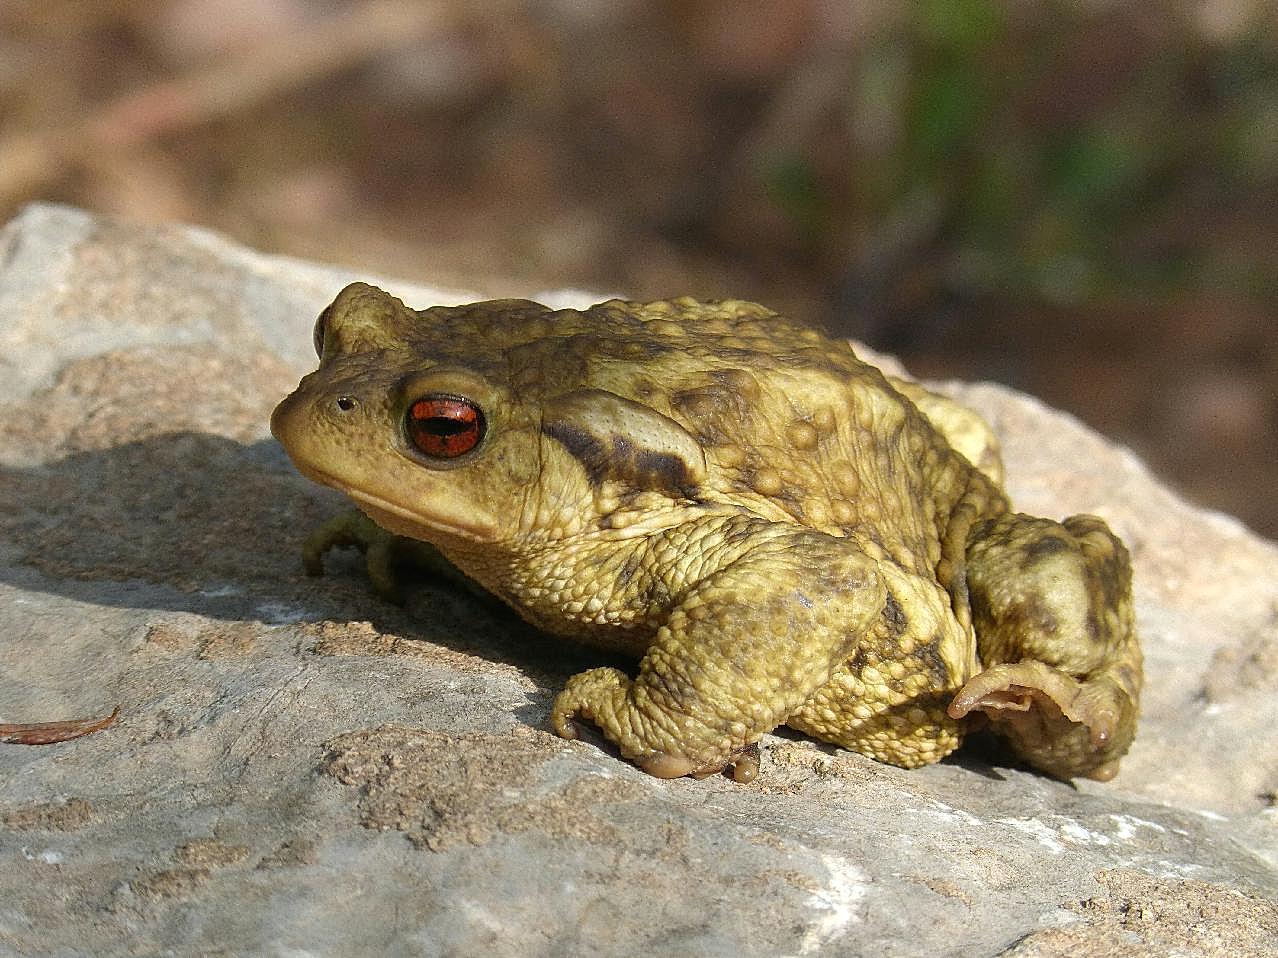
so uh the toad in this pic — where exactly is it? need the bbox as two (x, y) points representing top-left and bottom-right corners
(271, 284), (1141, 783)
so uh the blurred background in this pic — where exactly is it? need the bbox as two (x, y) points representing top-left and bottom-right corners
(0, 0), (1274, 537)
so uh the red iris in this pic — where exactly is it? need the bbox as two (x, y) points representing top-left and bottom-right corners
(406, 395), (485, 458)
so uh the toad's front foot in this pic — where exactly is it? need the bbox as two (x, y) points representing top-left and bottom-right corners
(302, 509), (482, 604)
(303, 510), (407, 602)
(948, 660), (1133, 781)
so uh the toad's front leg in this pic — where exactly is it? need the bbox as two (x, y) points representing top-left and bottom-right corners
(551, 523), (885, 781)
(303, 508), (486, 604)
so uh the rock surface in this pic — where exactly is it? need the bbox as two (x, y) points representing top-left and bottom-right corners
(0, 204), (1275, 957)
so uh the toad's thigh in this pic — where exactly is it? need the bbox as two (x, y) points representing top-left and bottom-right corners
(786, 572), (973, 769)
(787, 659), (965, 768)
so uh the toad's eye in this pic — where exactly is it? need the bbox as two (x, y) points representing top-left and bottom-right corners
(405, 394), (486, 459)
(312, 305), (332, 358)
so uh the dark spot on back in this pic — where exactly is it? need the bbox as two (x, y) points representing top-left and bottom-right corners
(1024, 535), (1071, 562)
(919, 642), (951, 689)
(1019, 595), (1060, 637)
(1084, 611), (1102, 643)
(617, 554), (640, 587)
(882, 591), (909, 637)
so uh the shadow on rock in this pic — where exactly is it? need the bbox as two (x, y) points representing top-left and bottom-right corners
(0, 430), (603, 684)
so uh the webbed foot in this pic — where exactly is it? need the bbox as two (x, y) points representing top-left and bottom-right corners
(722, 742), (761, 784)
(948, 661), (1130, 781)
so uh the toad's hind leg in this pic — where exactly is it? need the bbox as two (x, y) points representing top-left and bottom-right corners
(551, 524), (886, 781)
(949, 514), (1141, 781)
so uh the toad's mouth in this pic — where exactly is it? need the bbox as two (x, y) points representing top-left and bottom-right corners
(290, 462), (496, 542)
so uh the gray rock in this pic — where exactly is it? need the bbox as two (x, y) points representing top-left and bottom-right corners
(0, 204), (1274, 958)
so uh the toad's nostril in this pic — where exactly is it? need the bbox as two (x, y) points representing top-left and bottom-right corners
(336, 396), (357, 412)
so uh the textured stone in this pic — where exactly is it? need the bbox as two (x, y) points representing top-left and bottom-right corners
(0, 205), (1275, 957)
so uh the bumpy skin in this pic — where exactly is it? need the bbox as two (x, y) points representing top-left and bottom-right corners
(271, 284), (1142, 782)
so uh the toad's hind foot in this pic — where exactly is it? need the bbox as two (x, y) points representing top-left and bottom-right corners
(948, 661), (1129, 781)
(961, 512), (1141, 781)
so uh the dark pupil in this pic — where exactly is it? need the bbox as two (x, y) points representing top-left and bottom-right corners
(422, 416), (470, 436)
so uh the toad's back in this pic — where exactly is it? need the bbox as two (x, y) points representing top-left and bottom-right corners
(418, 296), (1004, 573)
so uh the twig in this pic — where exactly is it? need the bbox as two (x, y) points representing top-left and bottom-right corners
(0, 0), (456, 204)
(0, 706), (120, 745)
